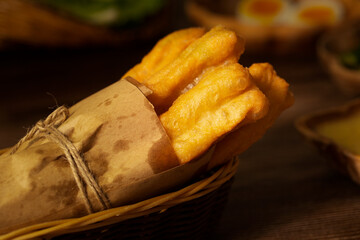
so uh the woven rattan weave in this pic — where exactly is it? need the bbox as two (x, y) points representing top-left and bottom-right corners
(1, 158), (238, 240)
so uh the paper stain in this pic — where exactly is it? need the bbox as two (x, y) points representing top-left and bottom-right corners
(97, 97), (115, 108)
(35, 149), (44, 155)
(30, 156), (53, 176)
(71, 205), (88, 217)
(147, 135), (179, 174)
(29, 155), (68, 178)
(117, 116), (128, 121)
(105, 99), (112, 106)
(47, 180), (79, 206)
(85, 150), (110, 179)
(113, 139), (132, 153)
(111, 174), (124, 187)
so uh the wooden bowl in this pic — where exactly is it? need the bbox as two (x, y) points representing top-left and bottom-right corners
(295, 98), (360, 184)
(317, 21), (360, 96)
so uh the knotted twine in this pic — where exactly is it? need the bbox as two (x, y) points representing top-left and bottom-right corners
(10, 106), (111, 213)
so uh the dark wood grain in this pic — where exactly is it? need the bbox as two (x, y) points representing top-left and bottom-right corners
(212, 55), (360, 240)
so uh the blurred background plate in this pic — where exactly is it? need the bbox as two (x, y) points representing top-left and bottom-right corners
(185, 0), (360, 55)
(0, 0), (172, 49)
(317, 20), (360, 96)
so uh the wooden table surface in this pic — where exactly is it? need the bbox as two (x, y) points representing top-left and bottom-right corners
(1, 18), (360, 240)
(212, 56), (360, 240)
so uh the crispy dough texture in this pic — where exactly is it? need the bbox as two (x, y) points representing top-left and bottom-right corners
(147, 26), (245, 112)
(122, 27), (206, 84)
(122, 26), (293, 166)
(124, 25), (246, 113)
(160, 63), (269, 164)
(208, 63), (294, 169)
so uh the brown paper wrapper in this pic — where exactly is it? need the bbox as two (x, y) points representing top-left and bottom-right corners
(0, 78), (212, 234)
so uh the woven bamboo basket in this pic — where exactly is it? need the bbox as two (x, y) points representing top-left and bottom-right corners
(0, 0), (170, 49)
(0, 157), (239, 240)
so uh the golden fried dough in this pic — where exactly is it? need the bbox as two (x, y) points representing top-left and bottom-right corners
(124, 25), (246, 113)
(147, 26), (245, 112)
(208, 63), (294, 169)
(122, 26), (293, 167)
(122, 27), (205, 84)
(160, 63), (269, 164)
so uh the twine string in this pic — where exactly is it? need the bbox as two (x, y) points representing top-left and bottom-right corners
(10, 106), (111, 213)
(10, 106), (68, 154)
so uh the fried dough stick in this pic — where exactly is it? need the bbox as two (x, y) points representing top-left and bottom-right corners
(124, 26), (246, 113)
(148, 26), (245, 113)
(208, 63), (294, 169)
(122, 27), (206, 83)
(160, 63), (269, 164)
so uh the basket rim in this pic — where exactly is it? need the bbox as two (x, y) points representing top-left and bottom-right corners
(0, 157), (239, 240)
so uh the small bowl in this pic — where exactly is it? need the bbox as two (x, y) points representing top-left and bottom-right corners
(295, 98), (360, 184)
(317, 21), (360, 95)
